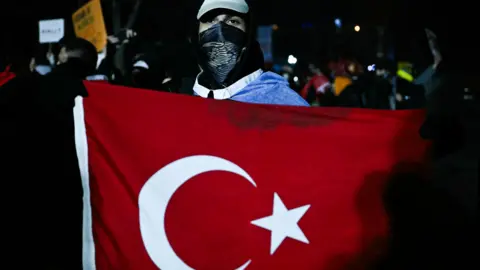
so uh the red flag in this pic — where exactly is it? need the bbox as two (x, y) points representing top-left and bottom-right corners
(0, 70), (15, 87)
(75, 82), (429, 270)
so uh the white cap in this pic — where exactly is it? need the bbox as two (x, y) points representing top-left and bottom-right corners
(133, 60), (149, 69)
(197, 0), (249, 20)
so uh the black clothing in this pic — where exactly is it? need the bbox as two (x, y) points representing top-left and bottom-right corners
(0, 75), (85, 269)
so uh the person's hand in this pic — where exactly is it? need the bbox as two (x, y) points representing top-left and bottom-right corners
(125, 29), (137, 40)
(107, 29), (137, 46)
(107, 35), (120, 44)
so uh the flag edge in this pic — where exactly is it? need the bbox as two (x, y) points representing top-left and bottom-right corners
(74, 96), (96, 270)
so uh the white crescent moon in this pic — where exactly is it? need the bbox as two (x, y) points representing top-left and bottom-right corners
(139, 155), (256, 270)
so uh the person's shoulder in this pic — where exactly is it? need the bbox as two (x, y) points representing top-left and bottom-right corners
(1, 73), (88, 109)
(178, 77), (196, 95)
(272, 83), (310, 106)
(258, 71), (285, 81)
(239, 71), (309, 106)
(0, 74), (41, 101)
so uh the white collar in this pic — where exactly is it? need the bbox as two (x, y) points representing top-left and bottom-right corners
(86, 74), (109, 81)
(193, 69), (263, 100)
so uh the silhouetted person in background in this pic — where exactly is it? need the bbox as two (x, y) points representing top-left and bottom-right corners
(29, 47), (53, 76)
(50, 37), (98, 80)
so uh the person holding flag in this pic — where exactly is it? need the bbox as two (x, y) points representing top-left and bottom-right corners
(193, 0), (308, 106)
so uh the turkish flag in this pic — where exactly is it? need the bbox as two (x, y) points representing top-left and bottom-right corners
(76, 82), (429, 270)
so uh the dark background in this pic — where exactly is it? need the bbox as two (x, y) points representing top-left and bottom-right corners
(1, 0), (476, 71)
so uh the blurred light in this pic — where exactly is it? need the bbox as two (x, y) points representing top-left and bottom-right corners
(354, 25), (360, 32)
(272, 64), (282, 72)
(348, 63), (356, 73)
(287, 55), (298, 65)
(282, 65), (293, 73)
(302, 22), (313, 28)
(367, 64), (375, 71)
(334, 18), (342, 28)
(272, 24), (279, 31)
(293, 76), (299, 82)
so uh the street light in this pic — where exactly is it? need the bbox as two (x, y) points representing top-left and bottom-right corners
(354, 25), (360, 32)
(334, 18), (342, 28)
(288, 55), (298, 65)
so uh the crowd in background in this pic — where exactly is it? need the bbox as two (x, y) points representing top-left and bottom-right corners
(2, 25), (451, 110)
(0, 1), (478, 269)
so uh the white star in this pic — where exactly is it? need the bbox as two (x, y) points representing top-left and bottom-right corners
(251, 193), (310, 255)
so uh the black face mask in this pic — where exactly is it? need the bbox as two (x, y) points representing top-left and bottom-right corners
(198, 22), (247, 87)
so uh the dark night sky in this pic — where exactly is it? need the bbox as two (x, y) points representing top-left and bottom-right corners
(0, 0), (380, 60)
(3, 0), (396, 42)
(1, 0), (475, 67)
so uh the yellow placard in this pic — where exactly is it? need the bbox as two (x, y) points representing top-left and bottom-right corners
(397, 62), (413, 74)
(72, 0), (107, 52)
(397, 69), (414, 82)
(333, 76), (353, 96)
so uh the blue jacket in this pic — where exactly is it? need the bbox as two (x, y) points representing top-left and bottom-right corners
(194, 71), (309, 106)
(229, 71), (309, 106)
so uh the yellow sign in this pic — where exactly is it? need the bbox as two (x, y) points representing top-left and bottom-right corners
(397, 62), (413, 74)
(72, 0), (107, 52)
(397, 69), (414, 82)
(333, 76), (353, 96)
